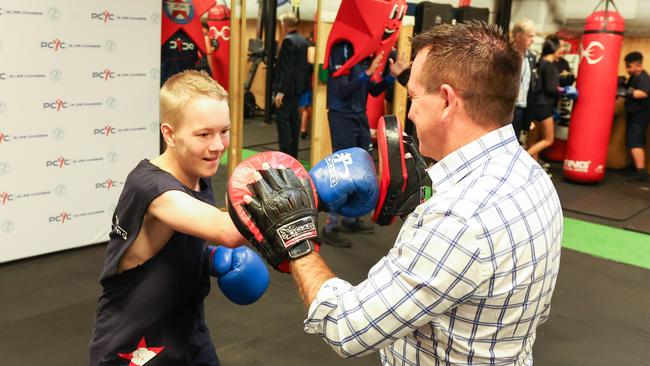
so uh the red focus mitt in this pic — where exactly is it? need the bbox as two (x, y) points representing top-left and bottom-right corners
(373, 115), (432, 226)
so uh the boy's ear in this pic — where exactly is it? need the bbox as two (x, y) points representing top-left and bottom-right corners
(160, 122), (175, 147)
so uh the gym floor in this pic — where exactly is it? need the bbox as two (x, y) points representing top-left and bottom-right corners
(1, 118), (649, 365)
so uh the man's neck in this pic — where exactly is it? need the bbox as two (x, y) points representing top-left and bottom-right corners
(442, 118), (499, 160)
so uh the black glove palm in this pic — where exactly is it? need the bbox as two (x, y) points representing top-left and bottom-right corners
(243, 167), (318, 269)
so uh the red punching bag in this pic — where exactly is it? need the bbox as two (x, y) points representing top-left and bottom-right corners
(207, 3), (231, 90)
(563, 1), (624, 183)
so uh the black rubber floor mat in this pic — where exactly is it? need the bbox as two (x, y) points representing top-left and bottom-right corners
(624, 207), (650, 234)
(554, 176), (650, 221)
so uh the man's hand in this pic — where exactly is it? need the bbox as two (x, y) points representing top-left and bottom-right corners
(389, 52), (411, 77)
(366, 51), (385, 77)
(274, 93), (284, 108)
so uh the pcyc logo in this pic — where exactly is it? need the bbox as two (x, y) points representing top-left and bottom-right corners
(92, 69), (114, 80)
(96, 179), (119, 190)
(49, 212), (72, 224)
(43, 98), (67, 111)
(0, 131), (10, 143)
(0, 192), (13, 204)
(94, 125), (115, 137)
(46, 157), (70, 168)
(41, 38), (65, 51)
(91, 10), (114, 23)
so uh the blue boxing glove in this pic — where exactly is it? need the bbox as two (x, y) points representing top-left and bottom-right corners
(208, 245), (269, 305)
(309, 147), (379, 217)
(560, 85), (579, 100)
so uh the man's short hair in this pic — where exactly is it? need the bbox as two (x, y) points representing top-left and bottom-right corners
(160, 70), (228, 127)
(412, 21), (521, 127)
(280, 13), (299, 28)
(511, 18), (536, 37)
(625, 51), (643, 64)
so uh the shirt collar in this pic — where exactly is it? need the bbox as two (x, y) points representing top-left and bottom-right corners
(427, 125), (520, 194)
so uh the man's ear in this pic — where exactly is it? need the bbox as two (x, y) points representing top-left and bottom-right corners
(439, 84), (458, 121)
(160, 122), (175, 148)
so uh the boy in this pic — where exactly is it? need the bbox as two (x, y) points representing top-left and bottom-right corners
(623, 51), (650, 183)
(89, 70), (254, 365)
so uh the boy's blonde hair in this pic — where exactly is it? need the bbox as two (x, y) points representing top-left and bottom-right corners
(160, 70), (228, 127)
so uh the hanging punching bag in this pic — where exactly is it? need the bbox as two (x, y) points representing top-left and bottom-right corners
(563, 1), (624, 183)
(207, 3), (231, 90)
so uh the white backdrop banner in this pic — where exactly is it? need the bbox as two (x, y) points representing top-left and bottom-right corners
(0, 1), (161, 262)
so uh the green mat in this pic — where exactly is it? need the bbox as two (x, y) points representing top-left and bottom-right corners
(220, 149), (311, 170)
(563, 217), (650, 270)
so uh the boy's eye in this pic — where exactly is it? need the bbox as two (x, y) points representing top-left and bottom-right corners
(199, 133), (209, 137)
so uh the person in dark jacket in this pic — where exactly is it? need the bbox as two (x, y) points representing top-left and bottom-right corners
(321, 42), (408, 247)
(510, 19), (537, 144)
(545, 35), (576, 87)
(527, 37), (562, 164)
(273, 13), (309, 158)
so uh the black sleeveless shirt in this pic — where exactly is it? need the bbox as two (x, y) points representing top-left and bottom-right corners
(89, 160), (220, 366)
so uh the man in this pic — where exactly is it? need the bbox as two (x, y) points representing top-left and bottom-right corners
(89, 70), (268, 365)
(622, 51), (650, 183)
(322, 42), (409, 247)
(273, 12), (309, 158)
(510, 18), (537, 144)
(272, 22), (562, 364)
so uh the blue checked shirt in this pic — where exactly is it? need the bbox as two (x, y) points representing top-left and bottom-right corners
(304, 125), (563, 365)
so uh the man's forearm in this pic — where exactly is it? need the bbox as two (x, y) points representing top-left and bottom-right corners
(290, 251), (336, 307)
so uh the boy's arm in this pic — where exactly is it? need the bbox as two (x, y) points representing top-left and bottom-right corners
(148, 190), (246, 247)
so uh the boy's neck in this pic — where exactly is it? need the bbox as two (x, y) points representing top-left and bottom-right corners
(151, 152), (201, 190)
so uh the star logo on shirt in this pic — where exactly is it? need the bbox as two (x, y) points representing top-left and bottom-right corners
(117, 337), (164, 366)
